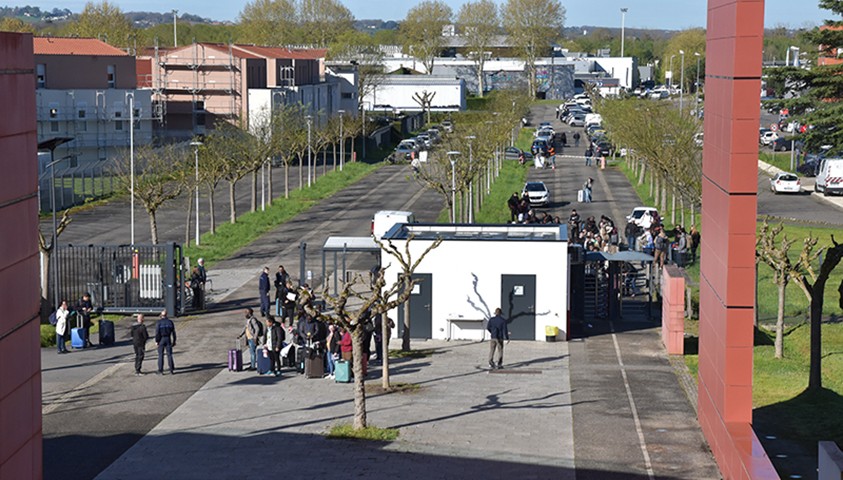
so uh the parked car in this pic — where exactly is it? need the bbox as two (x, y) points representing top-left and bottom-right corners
(531, 139), (550, 156)
(814, 157), (843, 195)
(535, 126), (555, 138)
(504, 146), (533, 161)
(694, 132), (704, 147)
(769, 172), (801, 194)
(568, 114), (586, 127)
(626, 206), (659, 229)
(760, 131), (779, 146)
(440, 120), (454, 133)
(593, 140), (613, 157)
(770, 137), (793, 152)
(415, 133), (432, 149)
(522, 181), (551, 206)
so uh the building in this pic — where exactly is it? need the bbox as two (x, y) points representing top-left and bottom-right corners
(0, 31), (42, 480)
(34, 37), (154, 167)
(139, 43), (343, 140)
(381, 223), (569, 341)
(362, 75), (466, 113)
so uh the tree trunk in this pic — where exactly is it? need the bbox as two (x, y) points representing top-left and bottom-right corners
(284, 164), (290, 199)
(332, 143), (337, 171)
(638, 162), (646, 186)
(351, 326), (368, 430)
(477, 64), (484, 98)
(185, 193), (193, 246)
(671, 189), (676, 225)
(250, 170), (257, 213)
(775, 280), (786, 359)
(267, 163), (273, 203)
(228, 180), (237, 224)
(648, 170), (654, 197)
(691, 202), (696, 226)
(381, 317), (391, 389)
(148, 208), (159, 245)
(660, 182), (667, 215)
(208, 185), (216, 234)
(680, 197), (686, 227)
(809, 275), (826, 391)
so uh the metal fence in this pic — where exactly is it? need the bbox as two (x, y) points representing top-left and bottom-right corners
(39, 160), (117, 212)
(51, 243), (184, 316)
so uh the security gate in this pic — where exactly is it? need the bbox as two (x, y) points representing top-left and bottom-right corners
(51, 243), (184, 316)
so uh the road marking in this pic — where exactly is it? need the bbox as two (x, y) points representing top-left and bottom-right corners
(610, 321), (656, 480)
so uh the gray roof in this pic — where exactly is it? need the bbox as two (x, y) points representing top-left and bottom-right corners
(322, 236), (380, 252)
(384, 223), (568, 242)
(585, 251), (655, 262)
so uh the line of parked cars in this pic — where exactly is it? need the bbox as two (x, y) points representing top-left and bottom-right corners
(392, 120), (454, 162)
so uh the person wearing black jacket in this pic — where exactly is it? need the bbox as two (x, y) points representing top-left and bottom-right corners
(274, 265), (289, 316)
(155, 311), (177, 375)
(264, 316), (285, 376)
(131, 314), (149, 376)
(77, 293), (94, 347)
(281, 280), (297, 327)
(258, 267), (271, 317)
(486, 308), (509, 370)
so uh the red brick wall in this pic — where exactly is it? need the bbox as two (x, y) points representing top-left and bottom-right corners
(0, 32), (42, 480)
(661, 265), (686, 355)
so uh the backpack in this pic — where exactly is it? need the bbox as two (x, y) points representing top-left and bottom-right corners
(49, 311), (58, 326)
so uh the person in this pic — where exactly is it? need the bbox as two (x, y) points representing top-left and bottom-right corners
(326, 324), (339, 379)
(560, 131), (568, 147)
(155, 310), (177, 375)
(55, 300), (70, 354)
(568, 209), (581, 241)
(259, 267), (271, 317)
(340, 327), (353, 362)
(189, 267), (203, 310)
(675, 226), (688, 267)
(573, 131), (581, 147)
(263, 316), (284, 376)
(654, 228), (668, 269)
(77, 292), (94, 347)
(487, 308), (509, 370)
(411, 156), (421, 176)
(548, 145), (557, 170)
(690, 226), (701, 262)
(281, 280), (297, 327)
(196, 258), (207, 308)
(131, 314), (149, 376)
(507, 192), (520, 222)
(274, 265), (289, 317)
(238, 308), (263, 371)
(585, 146), (594, 166)
(583, 177), (594, 203)
(555, 105), (560, 119)
(625, 222), (639, 251)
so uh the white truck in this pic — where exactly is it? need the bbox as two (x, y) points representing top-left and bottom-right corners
(814, 158), (843, 196)
(372, 211), (415, 240)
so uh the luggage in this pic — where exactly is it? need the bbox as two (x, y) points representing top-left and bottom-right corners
(257, 349), (272, 374)
(282, 344), (296, 368)
(334, 359), (352, 383)
(99, 320), (115, 346)
(228, 340), (243, 372)
(305, 350), (324, 379)
(71, 328), (86, 348)
(295, 345), (307, 374)
(577, 190), (585, 203)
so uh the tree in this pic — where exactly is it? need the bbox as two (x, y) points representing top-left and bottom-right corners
(400, 1), (453, 74)
(199, 131), (232, 235)
(502, 0), (565, 98)
(65, 1), (134, 48)
(661, 29), (706, 90)
(298, 0), (355, 47)
(237, 0), (297, 46)
(113, 145), (188, 244)
(0, 17), (37, 33)
(38, 208), (73, 316)
(457, 0), (500, 98)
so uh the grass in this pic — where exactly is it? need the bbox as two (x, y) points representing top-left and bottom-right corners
(182, 162), (381, 267)
(388, 348), (436, 359)
(327, 424), (400, 442)
(759, 150), (799, 173)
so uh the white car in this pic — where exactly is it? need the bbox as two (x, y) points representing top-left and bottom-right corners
(626, 206), (659, 229)
(760, 131), (779, 145)
(770, 172), (801, 194)
(522, 181), (551, 206)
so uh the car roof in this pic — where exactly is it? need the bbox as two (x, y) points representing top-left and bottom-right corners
(525, 181), (546, 186)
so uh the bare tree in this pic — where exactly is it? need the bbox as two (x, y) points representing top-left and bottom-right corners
(457, 0), (500, 97)
(199, 132), (232, 234)
(502, 0), (565, 98)
(400, 0), (453, 74)
(412, 90), (437, 124)
(38, 208), (73, 314)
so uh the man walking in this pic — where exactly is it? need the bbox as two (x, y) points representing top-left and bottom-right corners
(131, 314), (150, 376)
(264, 316), (284, 376)
(487, 308), (509, 370)
(274, 265), (289, 317)
(238, 308), (263, 370)
(585, 146), (594, 166)
(155, 310), (177, 375)
(196, 258), (207, 309)
(259, 266), (271, 317)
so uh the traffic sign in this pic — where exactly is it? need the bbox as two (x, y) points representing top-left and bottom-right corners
(770, 123), (779, 132)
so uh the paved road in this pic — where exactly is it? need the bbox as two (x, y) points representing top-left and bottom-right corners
(757, 168), (843, 226)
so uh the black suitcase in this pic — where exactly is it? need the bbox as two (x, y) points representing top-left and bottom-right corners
(305, 350), (324, 379)
(99, 320), (115, 346)
(295, 346), (307, 374)
(283, 345), (296, 367)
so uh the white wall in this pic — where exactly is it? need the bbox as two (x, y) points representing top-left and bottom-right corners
(381, 238), (569, 341)
(363, 78), (465, 112)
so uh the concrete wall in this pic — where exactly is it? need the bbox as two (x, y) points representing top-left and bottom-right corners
(0, 32), (43, 480)
(381, 234), (569, 341)
(364, 78), (465, 112)
(35, 54), (136, 90)
(818, 441), (843, 480)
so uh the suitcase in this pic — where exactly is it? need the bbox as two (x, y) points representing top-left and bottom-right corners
(99, 320), (115, 346)
(577, 189), (585, 203)
(305, 350), (324, 379)
(257, 349), (272, 374)
(282, 344), (296, 368)
(228, 340), (243, 372)
(334, 359), (352, 383)
(71, 328), (86, 348)
(295, 345), (308, 374)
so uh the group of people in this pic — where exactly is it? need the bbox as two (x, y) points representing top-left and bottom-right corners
(635, 224), (700, 269)
(507, 192), (562, 224)
(129, 310), (177, 376)
(52, 292), (96, 353)
(188, 258), (207, 310)
(568, 210), (620, 253)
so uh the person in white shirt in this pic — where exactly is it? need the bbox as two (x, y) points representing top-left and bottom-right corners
(55, 300), (70, 354)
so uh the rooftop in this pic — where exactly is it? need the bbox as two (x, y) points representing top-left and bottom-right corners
(34, 37), (128, 56)
(384, 223), (568, 242)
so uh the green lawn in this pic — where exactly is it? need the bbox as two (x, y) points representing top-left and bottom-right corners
(760, 149), (799, 173)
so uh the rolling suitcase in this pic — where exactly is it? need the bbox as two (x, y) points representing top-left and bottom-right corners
(295, 345), (307, 374)
(257, 348), (272, 374)
(334, 359), (352, 383)
(228, 340), (243, 372)
(577, 189), (585, 203)
(71, 313), (85, 348)
(282, 344), (296, 368)
(99, 319), (115, 346)
(305, 350), (324, 379)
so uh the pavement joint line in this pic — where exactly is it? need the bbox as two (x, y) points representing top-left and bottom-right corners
(610, 320), (656, 480)
(212, 165), (413, 304)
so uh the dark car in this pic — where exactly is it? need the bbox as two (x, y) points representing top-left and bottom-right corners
(504, 146), (533, 161)
(593, 140), (613, 157)
(531, 139), (549, 157)
(797, 159), (820, 177)
(771, 137), (796, 152)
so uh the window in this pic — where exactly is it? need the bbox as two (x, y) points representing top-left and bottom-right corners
(50, 122), (59, 133)
(115, 120), (123, 131)
(76, 121), (87, 132)
(78, 109), (86, 119)
(49, 108), (58, 119)
(107, 65), (116, 88)
(341, 92), (353, 99)
(36, 64), (46, 88)
(193, 101), (206, 127)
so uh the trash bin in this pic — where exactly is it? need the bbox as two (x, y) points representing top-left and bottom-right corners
(545, 325), (559, 342)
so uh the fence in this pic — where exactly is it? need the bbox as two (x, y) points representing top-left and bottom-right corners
(39, 160), (117, 212)
(51, 243), (184, 316)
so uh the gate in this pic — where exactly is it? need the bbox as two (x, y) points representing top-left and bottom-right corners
(51, 243), (184, 316)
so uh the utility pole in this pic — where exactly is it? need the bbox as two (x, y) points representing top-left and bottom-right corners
(620, 8), (628, 57)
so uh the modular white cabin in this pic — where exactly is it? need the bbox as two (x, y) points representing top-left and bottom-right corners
(381, 223), (569, 342)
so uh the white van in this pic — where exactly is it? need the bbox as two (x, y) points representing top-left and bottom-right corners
(584, 113), (602, 127)
(814, 158), (843, 196)
(372, 210), (415, 240)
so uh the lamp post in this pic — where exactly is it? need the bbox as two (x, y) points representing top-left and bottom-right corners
(47, 156), (62, 309)
(306, 115), (313, 187)
(679, 50), (686, 115)
(669, 54), (675, 89)
(620, 8), (628, 57)
(465, 136), (475, 223)
(337, 109), (345, 171)
(190, 141), (202, 245)
(126, 92), (135, 245)
(447, 151), (460, 223)
(694, 52), (702, 113)
(172, 10), (178, 47)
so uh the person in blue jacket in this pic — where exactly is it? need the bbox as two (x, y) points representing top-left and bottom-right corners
(155, 310), (177, 375)
(258, 266), (271, 317)
(487, 308), (509, 370)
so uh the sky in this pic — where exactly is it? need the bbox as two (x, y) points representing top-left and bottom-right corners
(19, 0), (831, 30)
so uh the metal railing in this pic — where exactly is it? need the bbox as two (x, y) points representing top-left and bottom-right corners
(39, 160), (118, 212)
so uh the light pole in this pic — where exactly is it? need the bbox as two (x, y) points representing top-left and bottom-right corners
(620, 8), (628, 57)
(679, 50), (686, 115)
(47, 156), (63, 309)
(172, 10), (178, 47)
(306, 115), (313, 187)
(447, 151), (460, 223)
(337, 109), (345, 171)
(669, 54), (675, 89)
(126, 92), (135, 245)
(190, 141), (202, 245)
(465, 136), (475, 223)
(694, 52), (702, 113)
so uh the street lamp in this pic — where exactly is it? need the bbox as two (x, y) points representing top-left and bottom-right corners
(447, 151), (460, 223)
(668, 54), (676, 90)
(306, 115), (313, 187)
(190, 141), (202, 246)
(679, 50), (686, 115)
(337, 109), (345, 171)
(172, 10), (178, 47)
(694, 52), (702, 113)
(620, 8), (628, 57)
(126, 92), (135, 245)
(465, 136), (476, 223)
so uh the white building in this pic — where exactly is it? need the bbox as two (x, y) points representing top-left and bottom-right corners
(381, 223), (570, 342)
(362, 75), (466, 112)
